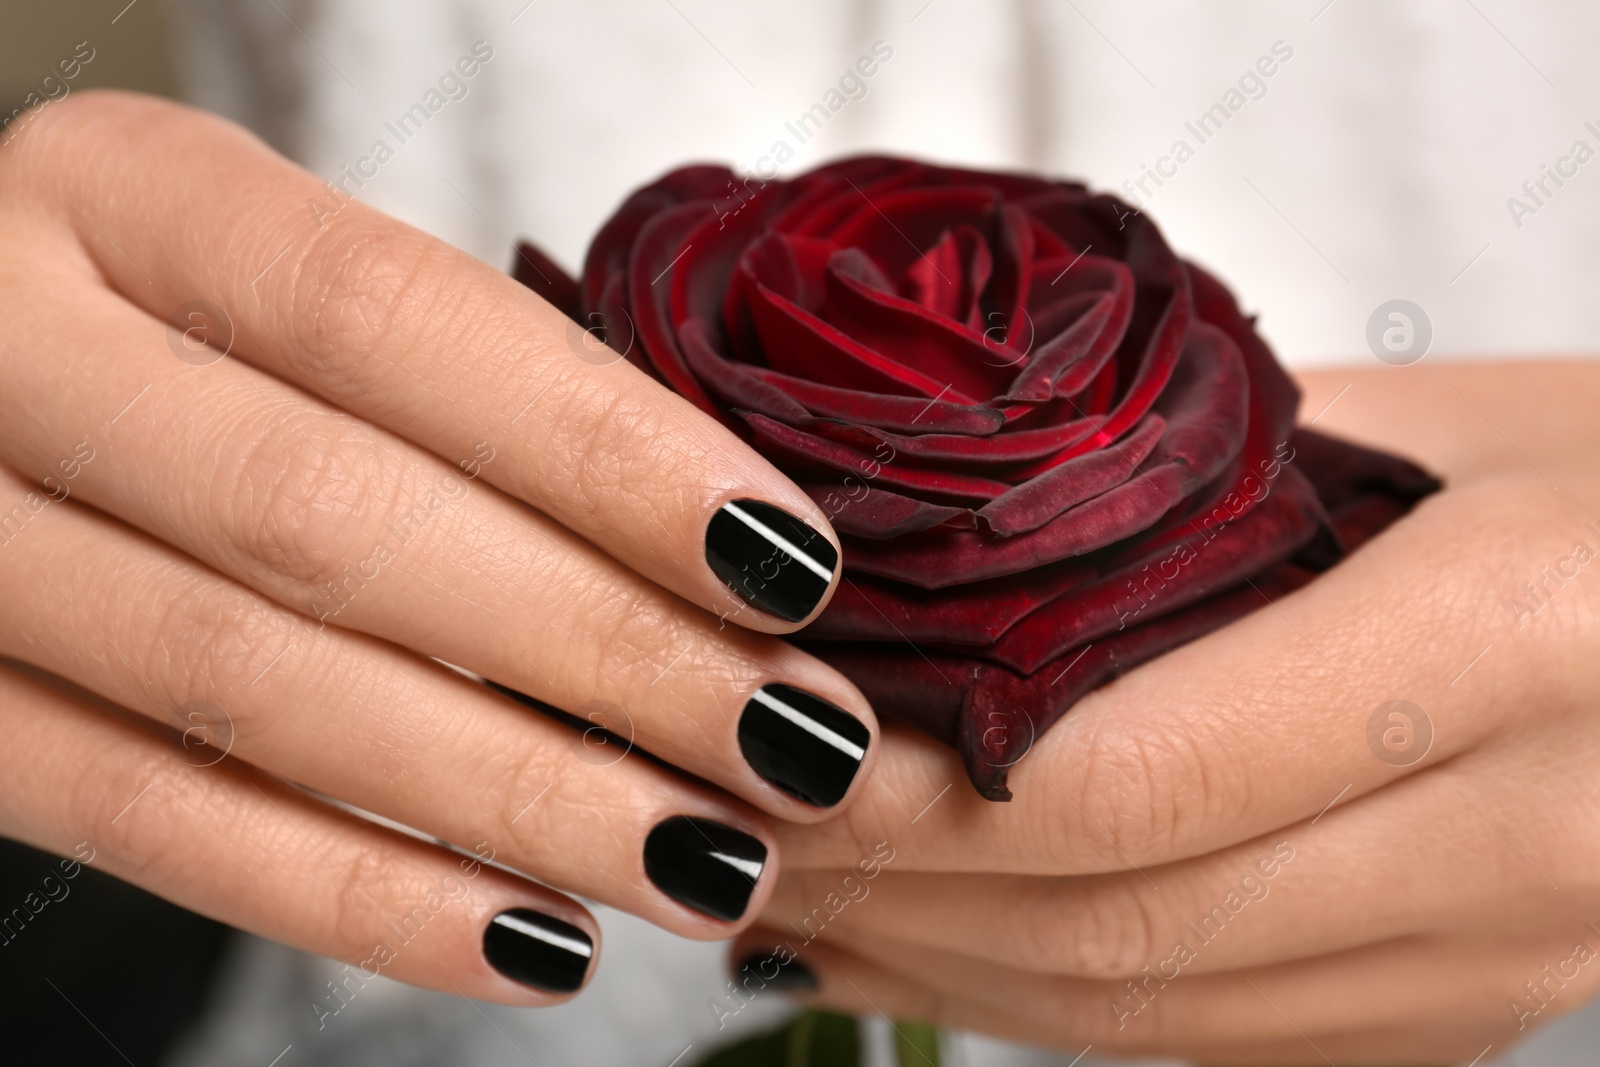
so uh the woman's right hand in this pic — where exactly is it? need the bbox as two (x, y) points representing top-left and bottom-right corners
(0, 91), (877, 1003)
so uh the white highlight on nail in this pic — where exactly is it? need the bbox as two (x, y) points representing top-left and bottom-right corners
(710, 851), (765, 881)
(720, 501), (835, 583)
(750, 688), (865, 761)
(491, 913), (593, 959)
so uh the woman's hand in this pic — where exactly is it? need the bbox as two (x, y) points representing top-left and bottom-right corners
(0, 91), (882, 1004)
(734, 360), (1600, 1063)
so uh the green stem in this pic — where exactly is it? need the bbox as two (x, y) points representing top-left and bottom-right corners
(892, 1020), (942, 1067)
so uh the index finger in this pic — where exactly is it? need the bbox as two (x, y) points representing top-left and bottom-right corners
(778, 472), (1585, 872)
(6, 90), (840, 631)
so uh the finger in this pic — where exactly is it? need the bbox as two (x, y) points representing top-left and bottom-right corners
(0, 266), (877, 817)
(766, 740), (1594, 976)
(0, 659), (601, 1004)
(778, 473), (1598, 870)
(1296, 362), (1600, 488)
(3, 89), (841, 631)
(0, 462), (780, 936)
(728, 927), (1561, 1058)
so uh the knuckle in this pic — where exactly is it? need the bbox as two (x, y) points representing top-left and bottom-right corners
(0, 88), (112, 178)
(217, 412), (401, 595)
(288, 218), (474, 403)
(832, 808), (889, 878)
(1067, 713), (1213, 865)
(1055, 884), (1160, 980)
(315, 834), (419, 961)
(0, 91), (188, 202)
(140, 582), (297, 749)
(567, 575), (715, 693)
(70, 743), (184, 882)
(535, 372), (704, 538)
(487, 742), (564, 859)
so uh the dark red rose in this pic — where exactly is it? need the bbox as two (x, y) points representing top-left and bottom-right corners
(514, 156), (1440, 800)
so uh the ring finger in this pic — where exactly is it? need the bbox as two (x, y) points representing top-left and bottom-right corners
(0, 463), (781, 935)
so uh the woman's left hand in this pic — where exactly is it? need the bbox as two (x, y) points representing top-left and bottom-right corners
(727, 361), (1600, 1064)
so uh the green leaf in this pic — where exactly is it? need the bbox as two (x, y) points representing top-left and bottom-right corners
(789, 1009), (862, 1066)
(892, 1019), (942, 1067)
(691, 1009), (861, 1067)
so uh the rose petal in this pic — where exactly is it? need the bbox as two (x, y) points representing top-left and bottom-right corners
(739, 412), (1011, 504)
(511, 241), (581, 321)
(823, 260), (1017, 400)
(978, 414), (1166, 535)
(802, 483), (976, 539)
(743, 367), (1006, 435)
(749, 281), (965, 398)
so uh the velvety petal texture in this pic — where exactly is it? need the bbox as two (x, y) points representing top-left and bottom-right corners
(516, 156), (1441, 801)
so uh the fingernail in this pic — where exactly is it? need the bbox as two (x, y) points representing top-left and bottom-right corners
(483, 909), (594, 994)
(706, 499), (839, 623)
(644, 816), (767, 922)
(733, 952), (819, 993)
(740, 684), (870, 808)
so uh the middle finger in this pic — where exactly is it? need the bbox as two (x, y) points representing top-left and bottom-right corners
(0, 266), (877, 818)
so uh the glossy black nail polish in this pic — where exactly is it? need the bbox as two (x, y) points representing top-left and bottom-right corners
(739, 684), (870, 808)
(705, 499), (839, 623)
(644, 816), (767, 922)
(733, 952), (819, 993)
(483, 909), (593, 994)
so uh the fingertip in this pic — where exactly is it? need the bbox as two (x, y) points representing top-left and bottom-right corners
(704, 497), (842, 631)
(641, 813), (779, 933)
(479, 902), (599, 1001)
(728, 928), (823, 997)
(738, 681), (876, 818)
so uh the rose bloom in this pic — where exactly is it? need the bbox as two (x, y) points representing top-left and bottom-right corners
(515, 156), (1438, 800)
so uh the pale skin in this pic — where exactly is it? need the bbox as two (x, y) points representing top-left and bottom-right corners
(745, 360), (1600, 1063)
(0, 91), (885, 1004)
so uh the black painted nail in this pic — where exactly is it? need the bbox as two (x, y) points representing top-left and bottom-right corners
(706, 499), (839, 623)
(740, 684), (870, 808)
(644, 816), (767, 922)
(483, 909), (593, 994)
(733, 952), (819, 993)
